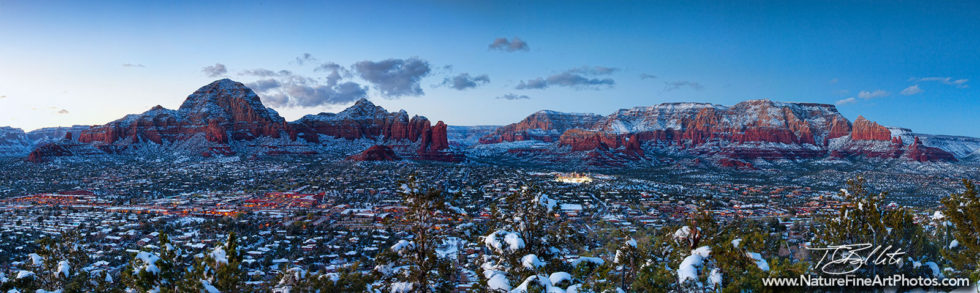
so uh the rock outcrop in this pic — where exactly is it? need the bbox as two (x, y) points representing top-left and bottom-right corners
(348, 145), (401, 161)
(79, 79), (289, 145)
(479, 110), (604, 144)
(26, 143), (73, 163)
(288, 99), (449, 154)
(41, 79), (454, 161)
(481, 99), (958, 164)
(25, 141), (106, 163)
(904, 137), (957, 162)
(850, 116), (892, 141)
(26, 125), (91, 143)
(0, 127), (33, 156)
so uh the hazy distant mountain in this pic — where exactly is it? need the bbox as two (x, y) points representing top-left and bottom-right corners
(0, 127), (32, 157)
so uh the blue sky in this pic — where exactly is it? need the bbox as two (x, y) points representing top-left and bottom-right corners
(0, 0), (978, 136)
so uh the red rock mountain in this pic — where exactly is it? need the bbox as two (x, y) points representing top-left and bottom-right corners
(288, 98), (450, 155)
(479, 110), (605, 144)
(480, 99), (957, 163)
(347, 145), (401, 161)
(850, 116), (892, 141)
(47, 79), (451, 160)
(904, 137), (957, 162)
(80, 79), (289, 145)
(25, 140), (108, 163)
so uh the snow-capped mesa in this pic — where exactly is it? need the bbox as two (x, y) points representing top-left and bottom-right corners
(0, 127), (32, 157)
(476, 99), (968, 166)
(26, 125), (91, 143)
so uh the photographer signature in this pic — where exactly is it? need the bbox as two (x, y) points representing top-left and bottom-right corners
(808, 243), (906, 275)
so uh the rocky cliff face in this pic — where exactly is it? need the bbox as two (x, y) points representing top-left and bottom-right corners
(79, 79), (289, 145)
(177, 79), (289, 142)
(79, 106), (182, 144)
(905, 137), (957, 162)
(25, 140), (108, 163)
(348, 145), (401, 161)
(292, 99), (427, 141)
(481, 99), (958, 163)
(0, 127), (32, 156)
(26, 143), (73, 163)
(42, 79), (452, 161)
(479, 110), (604, 144)
(26, 125), (92, 143)
(850, 116), (892, 141)
(590, 100), (844, 147)
(288, 98), (450, 155)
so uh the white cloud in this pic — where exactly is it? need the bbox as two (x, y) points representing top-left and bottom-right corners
(202, 63), (228, 78)
(835, 97), (857, 105)
(858, 89), (889, 99)
(900, 84), (923, 96)
(496, 93), (530, 100)
(909, 77), (968, 88)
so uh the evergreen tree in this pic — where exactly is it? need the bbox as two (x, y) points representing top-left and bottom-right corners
(209, 232), (245, 292)
(941, 179), (980, 281)
(374, 174), (460, 292)
(613, 232), (639, 291)
(813, 177), (889, 277)
(120, 233), (180, 292)
(88, 270), (122, 293)
(631, 227), (677, 292)
(479, 185), (583, 291)
(14, 232), (95, 292)
(174, 233), (244, 293)
(815, 177), (941, 279)
(710, 220), (770, 292)
(314, 262), (376, 292)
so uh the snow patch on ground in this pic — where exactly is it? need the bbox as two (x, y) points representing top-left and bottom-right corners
(746, 252), (769, 272)
(677, 246), (711, 284)
(521, 254), (546, 270)
(210, 246), (228, 265)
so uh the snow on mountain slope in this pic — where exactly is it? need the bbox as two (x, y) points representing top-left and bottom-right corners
(26, 125), (92, 143)
(914, 134), (980, 158)
(0, 127), (32, 157)
(887, 127), (980, 159)
(479, 110), (604, 144)
(477, 99), (961, 164)
(447, 126), (499, 147)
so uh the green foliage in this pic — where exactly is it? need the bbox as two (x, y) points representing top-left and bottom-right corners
(210, 232), (245, 292)
(760, 257), (808, 293)
(374, 174), (460, 293)
(309, 263), (376, 292)
(629, 227), (677, 292)
(171, 232), (245, 293)
(813, 177), (890, 277)
(815, 177), (942, 279)
(480, 185), (580, 291)
(0, 232), (99, 293)
(941, 179), (980, 281)
(120, 233), (180, 292)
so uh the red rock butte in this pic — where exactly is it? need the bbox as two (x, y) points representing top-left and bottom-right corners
(480, 99), (957, 163)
